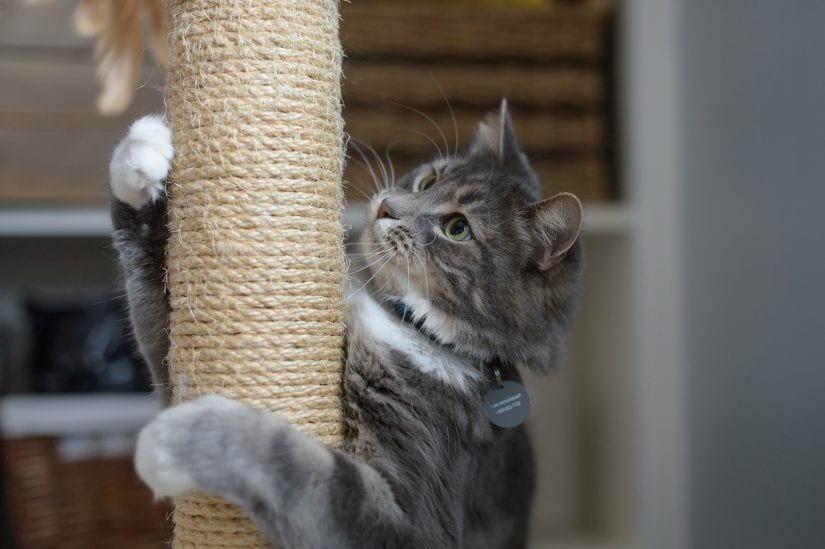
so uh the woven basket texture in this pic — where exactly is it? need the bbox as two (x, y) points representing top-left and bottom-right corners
(340, 0), (616, 201)
(3, 437), (172, 548)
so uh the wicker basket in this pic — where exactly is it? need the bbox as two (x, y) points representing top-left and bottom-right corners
(3, 436), (172, 548)
(340, 0), (616, 202)
(2, 398), (172, 549)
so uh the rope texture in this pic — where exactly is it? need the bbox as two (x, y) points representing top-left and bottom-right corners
(162, 0), (345, 546)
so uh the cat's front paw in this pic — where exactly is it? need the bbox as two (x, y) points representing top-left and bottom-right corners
(110, 115), (173, 209)
(134, 400), (199, 499)
(134, 395), (248, 499)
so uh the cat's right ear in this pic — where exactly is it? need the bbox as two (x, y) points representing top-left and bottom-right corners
(468, 99), (526, 168)
(527, 193), (583, 271)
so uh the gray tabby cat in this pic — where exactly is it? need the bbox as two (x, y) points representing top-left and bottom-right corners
(110, 101), (583, 549)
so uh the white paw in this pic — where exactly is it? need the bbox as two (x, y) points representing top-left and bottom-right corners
(134, 399), (205, 499)
(133, 395), (241, 499)
(134, 418), (196, 499)
(110, 114), (173, 209)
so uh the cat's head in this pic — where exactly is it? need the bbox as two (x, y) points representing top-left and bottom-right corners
(356, 100), (583, 374)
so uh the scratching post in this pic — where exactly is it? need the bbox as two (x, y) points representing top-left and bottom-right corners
(162, 0), (346, 546)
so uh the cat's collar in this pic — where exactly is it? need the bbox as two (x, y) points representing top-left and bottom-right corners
(386, 299), (450, 348)
(387, 300), (506, 377)
(389, 300), (427, 331)
(388, 299), (522, 396)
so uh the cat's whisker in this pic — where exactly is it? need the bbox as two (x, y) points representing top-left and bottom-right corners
(353, 137), (391, 191)
(347, 251), (394, 276)
(393, 101), (451, 160)
(369, 259), (400, 300)
(352, 254), (395, 297)
(343, 240), (374, 248)
(346, 249), (393, 257)
(343, 236), (387, 248)
(344, 242), (392, 256)
(347, 252), (394, 265)
(350, 158), (383, 197)
(384, 142), (400, 188)
(344, 243), (394, 257)
(351, 139), (384, 190)
(432, 79), (459, 157)
(404, 129), (446, 161)
(346, 246), (392, 260)
(347, 255), (393, 269)
(98, 292), (130, 304)
(349, 184), (376, 203)
(345, 238), (390, 251)
(349, 141), (385, 194)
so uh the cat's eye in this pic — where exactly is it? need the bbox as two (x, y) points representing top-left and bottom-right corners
(416, 173), (437, 192)
(443, 215), (472, 241)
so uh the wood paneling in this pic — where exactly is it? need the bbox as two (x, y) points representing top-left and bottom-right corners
(339, 0), (615, 202)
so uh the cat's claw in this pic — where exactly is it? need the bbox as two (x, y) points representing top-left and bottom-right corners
(110, 114), (173, 210)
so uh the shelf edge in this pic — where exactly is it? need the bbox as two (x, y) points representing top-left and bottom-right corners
(0, 202), (633, 238)
(0, 207), (112, 237)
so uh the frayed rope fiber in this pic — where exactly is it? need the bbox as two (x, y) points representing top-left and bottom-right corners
(161, 0), (346, 546)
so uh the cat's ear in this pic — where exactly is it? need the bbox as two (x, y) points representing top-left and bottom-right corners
(528, 192), (583, 271)
(469, 99), (525, 167)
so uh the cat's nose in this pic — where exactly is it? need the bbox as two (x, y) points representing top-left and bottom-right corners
(376, 199), (398, 220)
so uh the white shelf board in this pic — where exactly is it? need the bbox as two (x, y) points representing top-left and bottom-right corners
(0, 207), (111, 237)
(0, 202), (632, 238)
(0, 393), (161, 437)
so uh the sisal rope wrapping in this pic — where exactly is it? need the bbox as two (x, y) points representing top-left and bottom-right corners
(161, 0), (346, 546)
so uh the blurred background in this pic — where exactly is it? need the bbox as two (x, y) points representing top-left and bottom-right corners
(0, 0), (823, 547)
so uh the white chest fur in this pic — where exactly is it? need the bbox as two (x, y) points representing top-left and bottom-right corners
(348, 293), (481, 392)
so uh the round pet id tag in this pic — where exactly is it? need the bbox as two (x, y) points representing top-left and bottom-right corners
(484, 381), (531, 428)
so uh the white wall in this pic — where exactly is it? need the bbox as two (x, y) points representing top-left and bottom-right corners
(681, 2), (825, 548)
